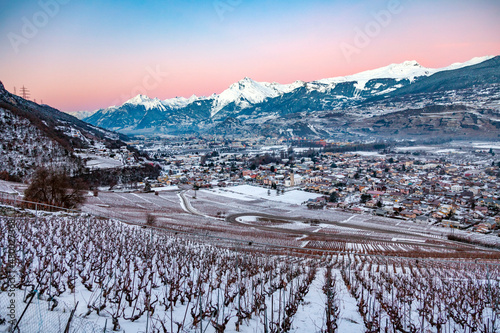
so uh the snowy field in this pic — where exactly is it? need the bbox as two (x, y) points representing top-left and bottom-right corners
(394, 146), (440, 152)
(433, 149), (466, 154)
(151, 185), (179, 192)
(470, 142), (500, 150)
(394, 141), (500, 154)
(350, 151), (386, 157)
(205, 185), (323, 205)
(292, 147), (323, 153)
(76, 153), (123, 169)
(78, 186), (500, 256)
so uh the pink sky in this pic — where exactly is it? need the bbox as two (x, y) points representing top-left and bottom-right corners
(0, 0), (499, 112)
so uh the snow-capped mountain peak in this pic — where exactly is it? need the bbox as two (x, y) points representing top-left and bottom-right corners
(125, 94), (150, 105)
(162, 95), (201, 109)
(229, 77), (258, 90)
(125, 94), (166, 111)
(212, 77), (290, 116)
(315, 56), (496, 91)
(402, 60), (420, 67)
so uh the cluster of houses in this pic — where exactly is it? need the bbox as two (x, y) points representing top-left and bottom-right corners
(136, 137), (500, 235)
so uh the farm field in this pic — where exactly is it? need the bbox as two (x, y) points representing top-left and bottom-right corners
(0, 212), (498, 333)
(1, 183), (500, 332)
(81, 186), (500, 259)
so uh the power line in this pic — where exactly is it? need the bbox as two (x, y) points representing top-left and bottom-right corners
(20, 85), (30, 100)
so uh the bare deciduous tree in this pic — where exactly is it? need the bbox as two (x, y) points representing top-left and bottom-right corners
(24, 167), (86, 209)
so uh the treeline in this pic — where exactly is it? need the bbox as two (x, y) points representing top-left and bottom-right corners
(285, 136), (458, 155)
(248, 153), (282, 168)
(75, 163), (162, 189)
(0, 170), (21, 182)
(323, 142), (390, 153)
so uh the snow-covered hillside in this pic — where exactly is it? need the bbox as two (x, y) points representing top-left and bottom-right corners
(0, 80), (130, 179)
(0, 108), (82, 180)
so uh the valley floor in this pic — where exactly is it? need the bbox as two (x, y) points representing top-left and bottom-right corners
(81, 185), (500, 259)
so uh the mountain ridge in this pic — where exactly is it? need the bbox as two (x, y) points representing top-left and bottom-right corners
(90, 56), (495, 117)
(83, 55), (500, 138)
(0, 81), (131, 179)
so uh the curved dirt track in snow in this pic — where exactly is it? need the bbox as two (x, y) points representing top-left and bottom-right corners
(225, 212), (493, 254)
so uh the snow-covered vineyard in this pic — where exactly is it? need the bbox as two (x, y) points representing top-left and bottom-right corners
(1, 211), (499, 333)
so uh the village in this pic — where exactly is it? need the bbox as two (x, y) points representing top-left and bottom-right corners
(104, 137), (500, 237)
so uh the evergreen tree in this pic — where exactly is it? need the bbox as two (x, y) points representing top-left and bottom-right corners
(360, 193), (372, 204)
(329, 192), (339, 203)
